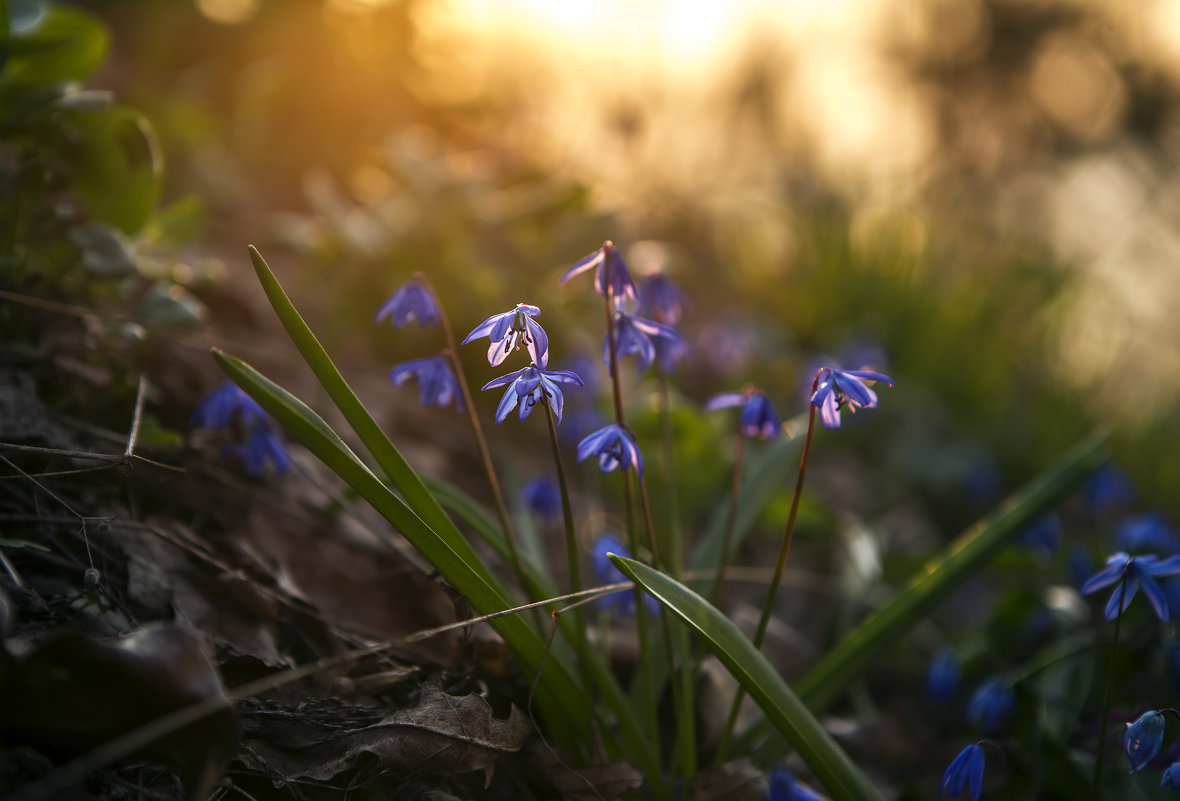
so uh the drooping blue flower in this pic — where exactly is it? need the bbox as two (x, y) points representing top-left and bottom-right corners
(389, 355), (464, 411)
(606, 312), (686, 374)
(190, 381), (265, 431)
(1125, 710), (1166, 773)
(926, 648), (960, 703)
(1115, 512), (1179, 556)
(705, 387), (782, 441)
(235, 423), (291, 475)
(591, 535), (658, 617)
(809, 367), (894, 430)
(375, 282), (439, 328)
(1082, 551), (1180, 621)
(191, 381), (289, 475)
(520, 477), (561, 521)
(766, 766), (824, 801)
(1163, 761), (1180, 789)
(462, 303), (549, 368)
(1083, 462), (1136, 514)
(637, 273), (689, 325)
(1019, 513), (1063, 557)
(560, 240), (636, 304)
(482, 364), (583, 424)
(941, 744), (985, 801)
(577, 424), (644, 476)
(966, 676), (1015, 734)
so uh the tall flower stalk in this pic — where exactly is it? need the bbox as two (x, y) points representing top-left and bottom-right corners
(417, 274), (527, 591)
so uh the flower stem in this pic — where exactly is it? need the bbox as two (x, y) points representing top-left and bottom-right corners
(716, 403), (817, 762)
(708, 423), (746, 606)
(639, 475), (697, 782)
(544, 403), (586, 635)
(658, 373), (683, 579)
(419, 275), (527, 593)
(1094, 571), (1129, 799)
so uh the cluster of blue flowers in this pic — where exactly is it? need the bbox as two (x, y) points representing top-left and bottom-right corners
(190, 380), (289, 475)
(377, 279), (465, 411)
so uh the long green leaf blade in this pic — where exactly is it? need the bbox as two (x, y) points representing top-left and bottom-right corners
(610, 556), (884, 801)
(211, 351), (591, 734)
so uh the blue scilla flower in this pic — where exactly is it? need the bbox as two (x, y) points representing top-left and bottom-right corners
(1125, 710), (1166, 773)
(578, 424), (644, 476)
(1082, 551), (1180, 621)
(481, 364), (583, 424)
(560, 240), (636, 304)
(653, 331), (690, 373)
(809, 367), (894, 430)
(637, 273), (689, 325)
(1115, 512), (1179, 555)
(1083, 462), (1136, 514)
(966, 676), (1015, 734)
(705, 386), (782, 441)
(941, 744), (985, 801)
(375, 282), (439, 328)
(606, 312), (686, 374)
(520, 477), (560, 521)
(766, 766), (824, 801)
(190, 381), (265, 431)
(389, 355), (464, 411)
(235, 423), (290, 475)
(1019, 513), (1063, 557)
(591, 535), (658, 617)
(1164, 762), (1180, 789)
(462, 303), (549, 368)
(926, 648), (960, 703)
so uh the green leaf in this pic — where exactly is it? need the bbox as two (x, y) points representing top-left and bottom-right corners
(67, 221), (135, 276)
(211, 350), (593, 734)
(741, 430), (1109, 757)
(610, 555), (884, 801)
(61, 106), (161, 235)
(3, 4), (107, 86)
(0, 537), (50, 552)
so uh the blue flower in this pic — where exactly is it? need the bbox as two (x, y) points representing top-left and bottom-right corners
(591, 535), (658, 617)
(190, 381), (265, 431)
(637, 273), (689, 325)
(389, 355), (464, 411)
(560, 240), (636, 304)
(1125, 710), (1166, 773)
(375, 282), (439, 328)
(462, 303), (549, 368)
(520, 477), (561, 520)
(653, 332), (690, 373)
(941, 744), (985, 801)
(192, 382), (290, 475)
(235, 423), (290, 475)
(1163, 762), (1180, 789)
(766, 766), (824, 801)
(1115, 512), (1179, 555)
(1082, 551), (1180, 621)
(1083, 463), (1136, 514)
(482, 364), (583, 424)
(966, 676), (1015, 734)
(809, 367), (894, 430)
(926, 649), (960, 703)
(1019, 513), (1062, 556)
(705, 387), (782, 440)
(577, 424), (644, 476)
(606, 312), (686, 374)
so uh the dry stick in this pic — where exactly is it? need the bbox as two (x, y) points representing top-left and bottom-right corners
(716, 403), (818, 763)
(124, 374), (147, 460)
(9, 583), (630, 801)
(418, 274), (527, 593)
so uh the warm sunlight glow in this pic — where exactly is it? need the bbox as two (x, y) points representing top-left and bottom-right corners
(194, 0), (261, 25)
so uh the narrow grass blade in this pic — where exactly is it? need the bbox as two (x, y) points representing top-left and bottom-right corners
(742, 430), (1109, 757)
(611, 555), (884, 801)
(212, 351), (591, 737)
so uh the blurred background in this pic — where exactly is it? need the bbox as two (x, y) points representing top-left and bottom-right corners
(70, 0), (1180, 507)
